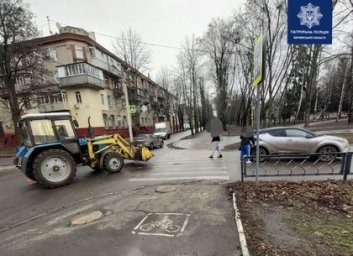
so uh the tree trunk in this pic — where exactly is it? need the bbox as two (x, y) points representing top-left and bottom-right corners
(6, 77), (22, 145)
(347, 46), (353, 123)
(304, 45), (321, 127)
(337, 61), (349, 121)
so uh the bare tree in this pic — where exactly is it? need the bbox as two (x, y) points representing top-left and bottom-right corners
(175, 36), (203, 134)
(0, 0), (42, 143)
(201, 18), (239, 130)
(113, 28), (152, 73)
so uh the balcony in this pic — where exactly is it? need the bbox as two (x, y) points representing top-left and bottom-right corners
(113, 88), (124, 98)
(38, 101), (70, 112)
(57, 63), (105, 89)
(0, 84), (31, 98)
(108, 64), (122, 77)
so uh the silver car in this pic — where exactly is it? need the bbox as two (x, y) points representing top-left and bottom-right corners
(133, 134), (164, 150)
(254, 127), (350, 161)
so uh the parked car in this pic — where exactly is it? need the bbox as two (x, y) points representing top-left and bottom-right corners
(253, 127), (350, 162)
(133, 134), (164, 149)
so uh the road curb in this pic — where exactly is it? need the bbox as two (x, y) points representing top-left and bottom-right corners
(233, 193), (250, 256)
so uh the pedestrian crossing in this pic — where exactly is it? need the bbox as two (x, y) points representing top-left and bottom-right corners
(0, 165), (15, 172)
(128, 149), (230, 182)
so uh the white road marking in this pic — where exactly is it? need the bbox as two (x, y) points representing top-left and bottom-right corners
(145, 171), (228, 176)
(129, 176), (230, 182)
(179, 214), (190, 233)
(133, 232), (175, 237)
(132, 213), (190, 237)
(144, 166), (227, 171)
(0, 165), (15, 172)
(150, 160), (225, 163)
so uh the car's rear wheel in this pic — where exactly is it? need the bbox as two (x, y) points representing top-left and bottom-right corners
(149, 143), (154, 150)
(317, 145), (338, 162)
(251, 146), (268, 162)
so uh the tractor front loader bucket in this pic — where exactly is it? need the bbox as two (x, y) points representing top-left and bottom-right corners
(134, 146), (154, 161)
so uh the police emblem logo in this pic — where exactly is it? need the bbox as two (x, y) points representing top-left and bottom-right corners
(297, 3), (323, 29)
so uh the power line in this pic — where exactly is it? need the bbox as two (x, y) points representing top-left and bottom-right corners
(46, 18), (212, 54)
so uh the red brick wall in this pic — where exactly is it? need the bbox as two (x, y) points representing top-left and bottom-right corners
(0, 134), (16, 147)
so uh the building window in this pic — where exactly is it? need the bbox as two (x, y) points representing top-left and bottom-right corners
(53, 71), (59, 84)
(75, 46), (84, 60)
(123, 116), (127, 128)
(51, 94), (59, 104)
(75, 91), (82, 104)
(117, 115), (122, 128)
(49, 48), (58, 61)
(107, 95), (112, 107)
(103, 114), (108, 129)
(89, 47), (96, 58)
(110, 115), (115, 129)
(101, 94), (105, 105)
(24, 99), (31, 109)
(62, 91), (67, 102)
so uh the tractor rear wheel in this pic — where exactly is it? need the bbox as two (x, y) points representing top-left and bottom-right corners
(32, 149), (76, 188)
(24, 168), (36, 181)
(103, 152), (124, 173)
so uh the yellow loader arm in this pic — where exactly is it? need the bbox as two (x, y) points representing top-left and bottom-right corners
(87, 134), (154, 162)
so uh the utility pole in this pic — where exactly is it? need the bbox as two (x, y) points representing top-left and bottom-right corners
(123, 68), (134, 143)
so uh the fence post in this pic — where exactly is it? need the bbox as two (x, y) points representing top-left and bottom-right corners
(241, 158), (244, 182)
(340, 153), (347, 175)
(343, 152), (352, 181)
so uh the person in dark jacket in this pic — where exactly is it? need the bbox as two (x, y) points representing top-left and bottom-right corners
(240, 128), (255, 163)
(209, 136), (222, 158)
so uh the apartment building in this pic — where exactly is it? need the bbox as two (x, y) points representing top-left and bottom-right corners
(0, 26), (178, 146)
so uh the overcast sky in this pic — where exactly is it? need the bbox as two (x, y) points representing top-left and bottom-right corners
(29, 0), (246, 79)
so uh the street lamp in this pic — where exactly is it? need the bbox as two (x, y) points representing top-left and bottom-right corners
(123, 67), (134, 143)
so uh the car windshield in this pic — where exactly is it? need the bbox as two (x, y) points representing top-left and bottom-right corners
(155, 128), (165, 132)
(135, 135), (149, 140)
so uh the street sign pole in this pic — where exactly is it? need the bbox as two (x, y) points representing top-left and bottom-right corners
(255, 83), (261, 185)
(253, 35), (265, 186)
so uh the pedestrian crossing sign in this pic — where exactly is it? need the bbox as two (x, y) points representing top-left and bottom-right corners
(129, 105), (136, 114)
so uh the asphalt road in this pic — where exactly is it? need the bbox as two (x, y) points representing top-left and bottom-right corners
(0, 131), (242, 256)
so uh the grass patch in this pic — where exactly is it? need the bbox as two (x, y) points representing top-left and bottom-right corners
(289, 212), (353, 255)
(324, 133), (353, 143)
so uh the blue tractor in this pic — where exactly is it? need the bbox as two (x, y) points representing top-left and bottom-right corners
(14, 112), (153, 188)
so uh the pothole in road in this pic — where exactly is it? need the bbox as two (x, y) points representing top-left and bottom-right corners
(70, 210), (104, 226)
(155, 185), (178, 193)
